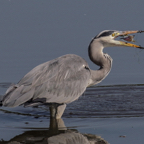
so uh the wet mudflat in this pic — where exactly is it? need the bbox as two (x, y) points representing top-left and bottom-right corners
(0, 83), (144, 144)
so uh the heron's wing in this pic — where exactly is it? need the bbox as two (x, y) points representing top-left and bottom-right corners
(2, 54), (91, 107)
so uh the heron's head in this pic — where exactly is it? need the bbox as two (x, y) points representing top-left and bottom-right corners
(95, 30), (144, 49)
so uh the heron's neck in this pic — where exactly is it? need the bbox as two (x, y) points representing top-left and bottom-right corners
(88, 39), (113, 86)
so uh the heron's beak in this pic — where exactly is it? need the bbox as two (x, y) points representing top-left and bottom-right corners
(117, 30), (144, 49)
(119, 41), (144, 49)
(119, 30), (144, 36)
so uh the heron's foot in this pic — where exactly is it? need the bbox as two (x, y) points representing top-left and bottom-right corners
(49, 103), (66, 119)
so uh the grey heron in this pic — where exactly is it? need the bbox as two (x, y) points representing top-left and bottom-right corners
(1, 30), (144, 119)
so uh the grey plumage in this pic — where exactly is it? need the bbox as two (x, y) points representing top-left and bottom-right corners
(1, 30), (143, 118)
(3, 54), (90, 107)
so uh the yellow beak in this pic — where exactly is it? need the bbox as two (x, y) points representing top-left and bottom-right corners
(119, 30), (144, 36)
(118, 30), (144, 49)
(120, 41), (144, 49)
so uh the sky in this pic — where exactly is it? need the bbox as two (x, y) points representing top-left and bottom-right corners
(0, 0), (144, 85)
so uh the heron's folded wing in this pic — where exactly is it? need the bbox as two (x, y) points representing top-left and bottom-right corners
(2, 54), (91, 107)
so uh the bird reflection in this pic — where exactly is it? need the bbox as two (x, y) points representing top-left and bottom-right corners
(1, 118), (108, 144)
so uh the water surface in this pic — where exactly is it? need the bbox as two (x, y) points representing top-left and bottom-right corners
(0, 83), (144, 144)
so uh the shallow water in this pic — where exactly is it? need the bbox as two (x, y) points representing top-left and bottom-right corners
(0, 83), (144, 144)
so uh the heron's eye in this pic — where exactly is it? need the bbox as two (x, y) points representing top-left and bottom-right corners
(112, 33), (116, 37)
(112, 32), (120, 37)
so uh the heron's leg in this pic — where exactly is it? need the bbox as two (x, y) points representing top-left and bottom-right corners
(56, 104), (66, 119)
(49, 104), (57, 119)
(49, 103), (66, 119)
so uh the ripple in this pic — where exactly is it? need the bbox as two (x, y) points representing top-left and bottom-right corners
(0, 83), (144, 118)
(65, 84), (144, 118)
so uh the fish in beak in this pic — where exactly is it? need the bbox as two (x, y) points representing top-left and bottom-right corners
(120, 35), (135, 42)
(114, 30), (144, 49)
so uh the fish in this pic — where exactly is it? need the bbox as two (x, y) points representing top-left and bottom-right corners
(121, 35), (135, 42)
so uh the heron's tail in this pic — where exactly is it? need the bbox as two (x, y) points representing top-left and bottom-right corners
(0, 96), (3, 106)
(0, 92), (6, 106)
(2, 84), (34, 107)
(1, 84), (18, 107)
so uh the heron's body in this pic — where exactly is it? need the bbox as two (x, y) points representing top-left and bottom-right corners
(3, 54), (91, 107)
(1, 30), (143, 119)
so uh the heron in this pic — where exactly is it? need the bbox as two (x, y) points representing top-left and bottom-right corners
(1, 30), (144, 119)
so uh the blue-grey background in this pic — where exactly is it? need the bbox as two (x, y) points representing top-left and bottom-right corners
(0, 0), (144, 86)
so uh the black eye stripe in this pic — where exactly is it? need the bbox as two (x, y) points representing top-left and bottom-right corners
(96, 31), (115, 38)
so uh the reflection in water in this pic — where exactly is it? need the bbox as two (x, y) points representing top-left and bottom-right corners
(0, 118), (108, 144)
